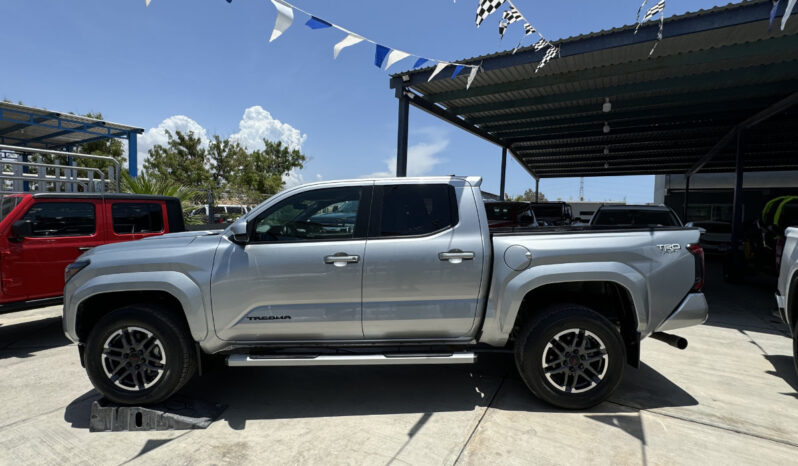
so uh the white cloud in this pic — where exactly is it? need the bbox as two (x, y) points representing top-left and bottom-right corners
(136, 115), (209, 173)
(363, 129), (449, 178)
(229, 106), (306, 152)
(134, 107), (308, 187)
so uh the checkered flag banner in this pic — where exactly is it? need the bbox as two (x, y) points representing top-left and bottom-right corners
(634, 0), (665, 56)
(475, 0), (506, 27)
(524, 23), (536, 35)
(498, 5), (522, 38)
(533, 38), (548, 51)
(535, 45), (558, 73)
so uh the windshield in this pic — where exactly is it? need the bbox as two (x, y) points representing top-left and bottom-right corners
(592, 209), (681, 227)
(0, 196), (23, 223)
(531, 205), (563, 218)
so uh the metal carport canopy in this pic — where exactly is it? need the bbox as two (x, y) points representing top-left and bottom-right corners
(389, 0), (798, 180)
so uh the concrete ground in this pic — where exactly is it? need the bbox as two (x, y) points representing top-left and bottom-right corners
(1, 260), (796, 465)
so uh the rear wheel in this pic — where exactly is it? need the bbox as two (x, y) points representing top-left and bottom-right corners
(84, 304), (196, 405)
(514, 304), (625, 409)
(793, 322), (797, 376)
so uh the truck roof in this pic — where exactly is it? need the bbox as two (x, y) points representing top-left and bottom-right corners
(285, 176), (483, 190)
(597, 204), (669, 211)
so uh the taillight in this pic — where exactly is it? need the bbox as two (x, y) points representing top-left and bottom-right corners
(687, 243), (704, 291)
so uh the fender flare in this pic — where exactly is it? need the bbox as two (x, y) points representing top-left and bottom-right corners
(482, 262), (647, 347)
(71, 271), (208, 341)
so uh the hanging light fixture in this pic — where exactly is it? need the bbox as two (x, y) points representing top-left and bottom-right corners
(602, 98), (612, 113)
(603, 122), (610, 134)
(603, 146), (610, 155)
(604, 161), (609, 169)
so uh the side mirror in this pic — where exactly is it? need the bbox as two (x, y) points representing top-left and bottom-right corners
(10, 220), (33, 242)
(685, 222), (694, 227)
(229, 221), (249, 245)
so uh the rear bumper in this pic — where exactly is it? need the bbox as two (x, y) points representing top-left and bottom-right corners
(656, 292), (709, 332)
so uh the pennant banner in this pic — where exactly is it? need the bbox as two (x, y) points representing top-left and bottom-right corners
(306, 16), (332, 30)
(269, 0), (294, 42)
(634, 0), (666, 56)
(477, 0), (558, 71)
(428, 62), (449, 81)
(374, 45), (391, 68)
(333, 33), (364, 59)
(476, 0), (506, 27)
(783, 0), (797, 30)
(385, 50), (411, 69)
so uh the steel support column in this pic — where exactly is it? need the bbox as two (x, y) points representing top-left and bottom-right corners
(683, 175), (690, 222)
(396, 93), (409, 177)
(535, 178), (540, 203)
(499, 147), (507, 199)
(730, 130), (745, 260)
(128, 132), (138, 177)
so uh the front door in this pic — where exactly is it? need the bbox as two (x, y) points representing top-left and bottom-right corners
(361, 181), (485, 339)
(211, 184), (372, 341)
(3, 200), (105, 301)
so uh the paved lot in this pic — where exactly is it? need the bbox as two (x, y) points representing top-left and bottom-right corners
(1, 260), (796, 465)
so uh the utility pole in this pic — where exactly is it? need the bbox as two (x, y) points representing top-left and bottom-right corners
(578, 177), (584, 201)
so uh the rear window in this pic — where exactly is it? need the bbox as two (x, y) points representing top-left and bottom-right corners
(112, 203), (164, 234)
(592, 209), (680, 227)
(485, 203), (522, 221)
(375, 184), (457, 237)
(532, 204), (563, 218)
(0, 196), (23, 222)
(22, 202), (96, 237)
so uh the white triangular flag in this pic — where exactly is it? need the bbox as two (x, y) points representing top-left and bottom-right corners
(466, 66), (479, 89)
(428, 62), (449, 81)
(782, 0), (797, 30)
(385, 50), (411, 70)
(269, 0), (294, 42)
(333, 33), (364, 59)
(145, 0), (151, 5)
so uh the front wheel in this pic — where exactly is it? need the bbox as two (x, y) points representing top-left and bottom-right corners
(514, 304), (626, 409)
(84, 304), (197, 405)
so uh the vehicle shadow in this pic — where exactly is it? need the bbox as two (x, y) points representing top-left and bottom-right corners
(763, 354), (798, 399)
(0, 316), (71, 359)
(64, 354), (697, 434)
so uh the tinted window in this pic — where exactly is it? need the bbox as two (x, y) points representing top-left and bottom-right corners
(376, 184), (456, 237)
(531, 204), (564, 218)
(592, 209), (680, 227)
(485, 203), (523, 221)
(112, 203), (164, 234)
(0, 196), (23, 222)
(226, 206), (245, 215)
(252, 186), (364, 242)
(22, 202), (95, 237)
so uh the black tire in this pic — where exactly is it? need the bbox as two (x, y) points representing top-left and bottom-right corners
(793, 322), (797, 377)
(84, 303), (196, 405)
(514, 303), (625, 409)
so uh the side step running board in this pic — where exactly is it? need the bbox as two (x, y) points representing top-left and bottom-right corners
(227, 352), (476, 367)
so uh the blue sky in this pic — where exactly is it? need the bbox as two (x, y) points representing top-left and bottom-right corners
(2, 0), (726, 202)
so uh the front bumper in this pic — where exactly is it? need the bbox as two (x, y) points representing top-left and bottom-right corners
(656, 292), (709, 332)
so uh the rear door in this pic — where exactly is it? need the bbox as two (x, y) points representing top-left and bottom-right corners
(361, 180), (485, 339)
(105, 200), (168, 244)
(3, 199), (105, 301)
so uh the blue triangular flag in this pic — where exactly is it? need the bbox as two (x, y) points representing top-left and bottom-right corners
(375, 45), (391, 68)
(306, 16), (332, 29)
(769, 0), (780, 30)
(452, 65), (465, 78)
(413, 58), (430, 68)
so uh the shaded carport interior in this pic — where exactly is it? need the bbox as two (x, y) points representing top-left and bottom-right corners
(389, 0), (798, 251)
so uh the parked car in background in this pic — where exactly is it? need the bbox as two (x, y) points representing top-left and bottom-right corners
(63, 176), (706, 410)
(0, 193), (184, 313)
(529, 201), (572, 226)
(189, 204), (249, 224)
(590, 204), (683, 228)
(691, 221), (731, 254)
(775, 227), (798, 374)
(484, 200), (538, 229)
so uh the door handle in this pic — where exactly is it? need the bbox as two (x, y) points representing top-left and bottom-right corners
(324, 252), (360, 266)
(438, 249), (475, 263)
(77, 247), (94, 251)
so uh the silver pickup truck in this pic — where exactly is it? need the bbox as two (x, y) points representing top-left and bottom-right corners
(62, 176), (708, 409)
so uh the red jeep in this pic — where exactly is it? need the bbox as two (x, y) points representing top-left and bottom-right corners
(0, 193), (185, 312)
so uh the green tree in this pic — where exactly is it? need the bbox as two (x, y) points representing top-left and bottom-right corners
(512, 188), (547, 202)
(121, 171), (202, 224)
(228, 140), (306, 204)
(207, 135), (245, 198)
(76, 112), (126, 174)
(144, 130), (212, 189)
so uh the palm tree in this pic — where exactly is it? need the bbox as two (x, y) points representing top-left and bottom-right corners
(121, 171), (202, 224)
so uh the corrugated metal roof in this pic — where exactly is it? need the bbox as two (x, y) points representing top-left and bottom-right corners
(0, 102), (143, 150)
(390, 0), (798, 177)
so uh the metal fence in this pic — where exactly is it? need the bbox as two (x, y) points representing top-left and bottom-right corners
(0, 144), (120, 194)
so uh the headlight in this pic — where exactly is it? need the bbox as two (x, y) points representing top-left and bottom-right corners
(64, 260), (90, 284)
